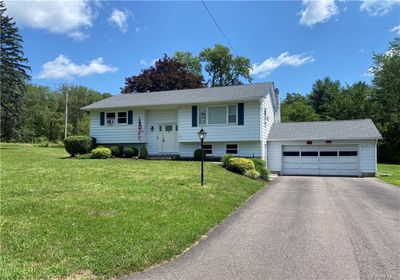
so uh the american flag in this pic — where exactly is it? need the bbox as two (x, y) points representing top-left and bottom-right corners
(137, 117), (143, 141)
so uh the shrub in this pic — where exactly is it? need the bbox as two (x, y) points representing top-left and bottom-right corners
(76, 153), (92, 159)
(64, 136), (93, 156)
(250, 158), (269, 180)
(91, 147), (111, 159)
(221, 154), (235, 167)
(244, 169), (260, 179)
(227, 158), (255, 175)
(194, 149), (203, 161)
(139, 145), (148, 159)
(124, 147), (134, 158)
(110, 146), (120, 157)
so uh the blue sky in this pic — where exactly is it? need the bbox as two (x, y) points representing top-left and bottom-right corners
(5, 0), (400, 98)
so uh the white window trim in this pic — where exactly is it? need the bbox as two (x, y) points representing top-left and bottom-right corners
(226, 143), (239, 155)
(198, 104), (238, 126)
(106, 111), (128, 126)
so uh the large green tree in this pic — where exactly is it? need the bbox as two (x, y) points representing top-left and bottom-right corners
(308, 77), (341, 119)
(0, 1), (31, 141)
(281, 93), (319, 122)
(122, 54), (205, 93)
(370, 38), (400, 163)
(199, 44), (252, 87)
(172, 51), (202, 78)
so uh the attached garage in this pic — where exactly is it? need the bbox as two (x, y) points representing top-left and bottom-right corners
(267, 119), (382, 177)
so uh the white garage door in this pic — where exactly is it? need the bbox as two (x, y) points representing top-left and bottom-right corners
(282, 145), (359, 176)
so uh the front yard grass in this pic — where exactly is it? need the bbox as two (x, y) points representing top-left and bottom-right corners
(377, 163), (400, 187)
(0, 144), (264, 279)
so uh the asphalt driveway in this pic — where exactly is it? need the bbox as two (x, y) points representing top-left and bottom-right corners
(124, 177), (400, 280)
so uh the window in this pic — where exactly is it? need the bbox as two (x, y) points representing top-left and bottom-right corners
(165, 125), (173, 132)
(283, 151), (299, 156)
(117, 112), (127, 124)
(203, 144), (213, 155)
(228, 105), (237, 124)
(199, 107), (207, 125)
(106, 112), (115, 125)
(320, 151), (337, 156)
(339, 151), (357, 156)
(301, 151), (318, 156)
(226, 144), (238, 154)
(208, 106), (227, 124)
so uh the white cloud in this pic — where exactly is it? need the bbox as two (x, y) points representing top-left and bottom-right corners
(108, 9), (130, 33)
(390, 25), (400, 36)
(38, 55), (117, 80)
(251, 52), (314, 77)
(5, 0), (96, 40)
(299, 0), (339, 26)
(360, 0), (400, 16)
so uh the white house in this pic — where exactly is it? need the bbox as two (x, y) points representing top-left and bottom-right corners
(82, 83), (382, 177)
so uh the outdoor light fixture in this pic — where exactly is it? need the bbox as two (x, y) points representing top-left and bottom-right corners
(198, 127), (207, 186)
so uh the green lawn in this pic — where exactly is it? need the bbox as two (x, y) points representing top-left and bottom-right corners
(377, 164), (400, 187)
(0, 144), (264, 279)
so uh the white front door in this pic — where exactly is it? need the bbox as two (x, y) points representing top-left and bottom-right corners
(157, 124), (177, 153)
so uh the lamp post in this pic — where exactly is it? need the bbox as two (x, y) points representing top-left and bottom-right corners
(197, 128), (207, 186)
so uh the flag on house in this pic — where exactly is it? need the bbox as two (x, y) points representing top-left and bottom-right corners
(138, 117), (143, 141)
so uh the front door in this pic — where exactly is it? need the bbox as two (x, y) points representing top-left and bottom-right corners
(157, 124), (177, 153)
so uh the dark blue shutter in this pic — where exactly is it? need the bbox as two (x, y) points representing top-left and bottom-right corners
(238, 103), (244, 125)
(192, 106), (197, 127)
(100, 112), (105, 126)
(128, 111), (133, 124)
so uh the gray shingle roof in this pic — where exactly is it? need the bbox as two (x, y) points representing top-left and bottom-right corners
(81, 82), (275, 110)
(268, 119), (382, 141)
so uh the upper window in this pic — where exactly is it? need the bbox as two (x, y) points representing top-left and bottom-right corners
(203, 144), (213, 155)
(106, 112), (115, 125)
(228, 105), (237, 124)
(199, 107), (207, 125)
(226, 144), (238, 154)
(209, 106), (227, 124)
(117, 112), (127, 124)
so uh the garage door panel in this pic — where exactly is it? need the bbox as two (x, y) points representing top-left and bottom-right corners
(282, 145), (359, 176)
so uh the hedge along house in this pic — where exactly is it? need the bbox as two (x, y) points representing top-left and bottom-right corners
(82, 83), (382, 177)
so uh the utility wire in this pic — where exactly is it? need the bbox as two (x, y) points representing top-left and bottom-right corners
(201, 0), (238, 56)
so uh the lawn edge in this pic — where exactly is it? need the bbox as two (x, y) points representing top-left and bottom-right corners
(120, 179), (276, 280)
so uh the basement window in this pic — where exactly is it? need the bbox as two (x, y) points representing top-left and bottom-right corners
(203, 144), (213, 155)
(226, 144), (238, 154)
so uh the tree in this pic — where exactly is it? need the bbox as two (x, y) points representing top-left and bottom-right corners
(121, 54), (205, 93)
(173, 51), (202, 77)
(308, 77), (341, 118)
(199, 44), (252, 87)
(370, 38), (400, 163)
(281, 93), (319, 122)
(0, 0), (31, 141)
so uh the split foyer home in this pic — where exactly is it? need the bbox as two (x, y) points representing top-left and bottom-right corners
(82, 83), (382, 177)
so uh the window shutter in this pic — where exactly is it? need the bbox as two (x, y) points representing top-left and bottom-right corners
(238, 103), (244, 125)
(192, 106), (197, 127)
(128, 111), (133, 124)
(100, 112), (105, 126)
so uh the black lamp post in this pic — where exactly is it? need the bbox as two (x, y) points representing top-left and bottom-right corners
(197, 127), (207, 186)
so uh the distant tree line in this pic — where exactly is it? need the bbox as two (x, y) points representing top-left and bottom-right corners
(281, 38), (400, 163)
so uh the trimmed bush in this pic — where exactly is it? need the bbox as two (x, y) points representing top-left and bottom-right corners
(91, 147), (111, 159)
(194, 149), (203, 161)
(227, 158), (255, 175)
(64, 136), (93, 156)
(124, 147), (134, 158)
(244, 169), (260, 179)
(110, 146), (120, 157)
(250, 158), (269, 180)
(221, 154), (235, 167)
(139, 145), (148, 159)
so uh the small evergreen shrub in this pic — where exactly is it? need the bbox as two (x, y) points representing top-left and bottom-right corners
(194, 149), (203, 161)
(64, 136), (93, 156)
(139, 145), (148, 159)
(227, 158), (255, 175)
(221, 154), (235, 167)
(250, 158), (269, 180)
(244, 169), (260, 179)
(91, 147), (111, 159)
(110, 146), (120, 157)
(124, 147), (134, 158)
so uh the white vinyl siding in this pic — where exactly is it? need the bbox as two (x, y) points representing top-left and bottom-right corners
(260, 95), (276, 161)
(178, 101), (260, 142)
(89, 109), (145, 144)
